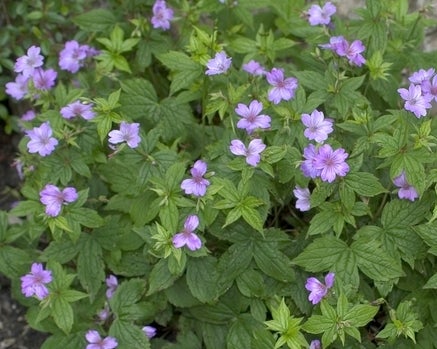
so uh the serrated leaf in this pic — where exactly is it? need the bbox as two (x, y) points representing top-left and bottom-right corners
(147, 258), (180, 295)
(344, 304), (379, 327)
(110, 320), (150, 349)
(423, 273), (437, 289)
(345, 172), (387, 196)
(186, 256), (218, 303)
(111, 278), (146, 317)
(73, 9), (117, 32)
(51, 296), (74, 334)
(253, 241), (294, 282)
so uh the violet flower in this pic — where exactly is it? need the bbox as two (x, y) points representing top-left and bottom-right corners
(293, 186), (311, 212)
(32, 68), (57, 91)
(398, 84), (432, 118)
(309, 339), (321, 349)
(105, 275), (118, 299)
(85, 330), (118, 349)
(307, 2), (336, 26)
(301, 109), (333, 143)
(242, 60), (266, 76)
(409, 68), (435, 85)
(321, 36), (366, 66)
(21, 110), (36, 121)
(205, 51), (232, 75)
(235, 100), (271, 134)
(393, 171), (418, 201)
(421, 74), (437, 102)
(266, 68), (298, 104)
(14, 45), (44, 77)
(173, 215), (202, 251)
(20, 263), (52, 300)
(181, 160), (210, 197)
(26, 122), (58, 157)
(142, 326), (157, 338)
(5, 74), (29, 100)
(229, 139), (266, 167)
(39, 184), (78, 217)
(97, 304), (111, 322)
(108, 122), (141, 148)
(60, 100), (95, 120)
(59, 40), (89, 73)
(305, 272), (335, 304)
(151, 0), (174, 30)
(313, 144), (349, 183)
(300, 144), (321, 179)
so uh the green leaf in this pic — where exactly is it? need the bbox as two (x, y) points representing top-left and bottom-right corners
(0, 245), (31, 278)
(423, 273), (437, 289)
(111, 278), (146, 317)
(147, 258), (180, 295)
(186, 256), (218, 303)
(69, 208), (104, 228)
(240, 205), (264, 233)
(119, 79), (158, 121)
(51, 296), (74, 334)
(73, 9), (117, 32)
(253, 241), (294, 282)
(344, 304), (379, 327)
(110, 320), (150, 349)
(345, 172), (387, 196)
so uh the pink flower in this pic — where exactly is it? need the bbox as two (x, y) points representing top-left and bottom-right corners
(20, 263), (52, 300)
(85, 330), (118, 349)
(229, 139), (266, 167)
(39, 184), (78, 217)
(172, 215), (202, 251)
(14, 45), (44, 77)
(26, 122), (58, 157)
(266, 68), (298, 104)
(305, 272), (335, 304)
(181, 160), (210, 197)
(205, 51), (232, 75)
(235, 100), (271, 134)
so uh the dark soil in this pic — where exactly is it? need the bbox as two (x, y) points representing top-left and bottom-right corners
(0, 125), (48, 348)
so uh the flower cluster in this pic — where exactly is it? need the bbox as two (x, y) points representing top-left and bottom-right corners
(397, 68), (437, 118)
(20, 263), (52, 300)
(39, 184), (78, 217)
(59, 40), (99, 73)
(305, 272), (335, 304)
(321, 35), (366, 67)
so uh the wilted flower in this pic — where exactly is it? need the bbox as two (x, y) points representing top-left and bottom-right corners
(307, 2), (336, 26)
(14, 45), (44, 77)
(108, 122), (141, 148)
(151, 0), (174, 30)
(235, 100), (271, 134)
(305, 272), (335, 304)
(85, 330), (118, 349)
(266, 68), (298, 104)
(301, 109), (333, 143)
(39, 184), (78, 217)
(60, 100), (95, 120)
(393, 171), (418, 201)
(20, 263), (52, 300)
(229, 139), (266, 167)
(26, 122), (58, 157)
(142, 326), (157, 338)
(173, 215), (202, 251)
(205, 51), (232, 75)
(181, 160), (210, 197)
(293, 186), (311, 212)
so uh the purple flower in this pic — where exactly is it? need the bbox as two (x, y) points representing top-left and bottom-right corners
(105, 275), (118, 299)
(307, 2), (336, 26)
(293, 186), (311, 212)
(266, 68), (298, 104)
(142, 326), (157, 339)
(229, 139), (266, 167)
(309, 339), (321, 349)
(181, 160), (210, 197)
(26, 122), (58, 156)
(108, 122), (141, 148)
(242, 60), (266, 76)
(398, 84), (433, 118)
(409, 68), (435, 85)
(20, 263), (52, 300)
(205, 51), (232, 75)
(393, 171), (418, 201)
(235, 100), (271, 134)
(97, 305), (111, 322)
(85, 330), (118, 349)
(305, 272), (335, 305)
(21, 110), (36, 121)
(313, 144), (349, 182)
(32, 68), (57, 91)
(322, 36), (366, 66)
(301, 144), (321, 179)
(5, 74), (29, 100)
(59, 40), (89, 73)
(173, 215), (202, 251)
(60, 100), (95, 120)
(421, 74), (437, 102)
(151, 0), (174, 30)
(301, 109), (333, 143)
(39, 184), (78, 217)
(14, 45), (44, 77)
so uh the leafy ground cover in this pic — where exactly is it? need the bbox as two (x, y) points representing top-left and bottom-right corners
(2, 1), (437, 348)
